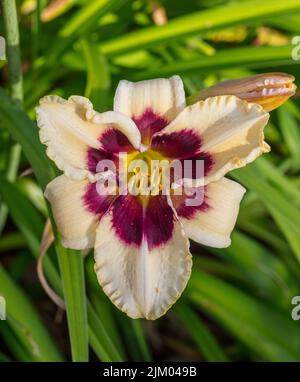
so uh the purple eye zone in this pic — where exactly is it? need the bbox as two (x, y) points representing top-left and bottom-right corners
(84, 111), (214, 249)
(111, 195), (175, 249)
(82, 182), (115, 217)
(133, 108), (169, 144)
(151, 129), (214, 176)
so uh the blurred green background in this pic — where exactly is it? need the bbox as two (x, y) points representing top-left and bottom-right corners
(1, 0), (300, 362)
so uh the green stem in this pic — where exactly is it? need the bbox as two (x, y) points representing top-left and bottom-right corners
(1, 0), (23, 104)
(31, 0), (44, 63)
(31, 3), (39, 62)
(0, 0), (23, 235)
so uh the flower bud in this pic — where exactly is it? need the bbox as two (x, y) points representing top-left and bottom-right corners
(188, 73), (296, 111)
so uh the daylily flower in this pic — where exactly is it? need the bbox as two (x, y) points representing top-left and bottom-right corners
(36, 75), (271, 320)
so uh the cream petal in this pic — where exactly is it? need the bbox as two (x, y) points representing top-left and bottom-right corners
(94, 204), (192, 320)
(92, 110), (141, 149)
(154, 95), (270, 185)
(179, 178), (246, 248)
(44, 175), (99, 250)
(36, 95), (141, 180)
(114, 75), (186, 122)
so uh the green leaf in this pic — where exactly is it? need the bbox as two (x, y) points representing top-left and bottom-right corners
(17, 177), (48, 217)
(278, 105), (300, 171)
(0, 174), (61, 289)
(0, 322), (34, 361)
(232, 164), (300, 264)
(0, 264), (63, 361)
(175, 302), (228, 361)
(59, 0), (127, 38)
(130, 320), (152, 362)
(102, 0), (300, 56)
(254, 157), (300, 207)
(55, 242), (89, 362)
(45, 0), (130, 66)
(0, 233), (26, 253)
(87, 301), (123, 361)
(132, 45), (296, 80)
(188, 269), (300, 361)
(80, 39), (111, 112)
(88, 290), (125, 360)
(0, 87), (56, 189)
(211, 230), (297, 306)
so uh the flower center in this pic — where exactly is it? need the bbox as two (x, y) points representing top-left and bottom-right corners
(125, 149), (168, 198)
